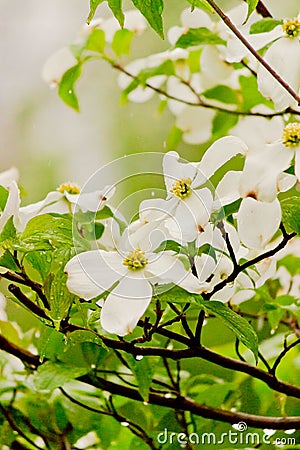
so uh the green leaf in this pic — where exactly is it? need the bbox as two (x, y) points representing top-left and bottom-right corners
(197, 299), (258, 360)
(25, 251), (52, 282)
(245, 0), (259, 22)
(154, 239), (183, 253)
(21, 215), (73, 250)
(66, 329), (107, 351)
(155, 285), (197, 304)
(250, 18), (283, 34)
(0, 250), (19, 271)
(95, 205), (114, 220)
(202, 85), (239, 105)
(277, 255), (300, 276)
(185, 0), (213, 13)
(36, 327), (65, 361)
(88, 0), (124, 27)
(281, 197), (300, 234)
(107, 0), (124, 27)
(239, 74), (272, 111)
(166, 126), (183, 150)
(112, 29), (134, 56)
(87, 0), (104, 24)
(138, 60), (174, 85)
(58, 64), (82, 112)
(0, 186), (8, 211)
(212, 111), (238, 139)
(131, 0), (164, 38)
(176, 27), (225, 48)
(127, 355), (154, 401)
(86, 28), (106, 53)
(44, 249), (77, 322)
(0, 217), (16, 243)
(34, 361), (89, 391)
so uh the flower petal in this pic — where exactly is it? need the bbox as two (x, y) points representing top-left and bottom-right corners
(257, 38), (300, 111)
(0, 182), (20, 233)
(195, 136), (247, 183)
(237, 198), (281, 249)
(147, 252), (205, 293)
(100, 277), (152, 335)
(65, 250), (125, 300)
(214, 170), (242, 208)
(163, 151), (198, 194)
(0, 167), (19, 188)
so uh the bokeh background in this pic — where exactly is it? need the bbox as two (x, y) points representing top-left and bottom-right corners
(0, 0), (298, 205)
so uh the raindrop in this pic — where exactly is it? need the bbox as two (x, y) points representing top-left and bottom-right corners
(135, 355), (143, 361)
(121, 422), (129, 427)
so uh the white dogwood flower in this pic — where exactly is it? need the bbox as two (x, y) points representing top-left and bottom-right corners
(257, 15), (300, 111)
(19, 182), (114, 231)
(65, 229), (205, 336)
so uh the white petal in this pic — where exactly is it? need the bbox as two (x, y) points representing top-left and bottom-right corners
(240, 143), (292, 201)
(237, 198), (281, 249)
(231, 116), (283, 149)
(100, 277), (152, 335)
(257, 38), (300, 111)
(139, 197), (177, 222)
(148, 252), (204, 293)
(0, 182), (20, 233)
(66, 185), (115, 212)
(194, 253), (216, 283)
(42, 47), (77, 87)
(214, 170), (242, 208)
(176, 107), (215, 144)
(181, 7), (212, 29)
(163, 151), (197, 194)
(196, 136), (248, 183)
(65, 250), (125, 300)
(200, 46), (233, 89)
(277, 173), (297, 192)
(0, 167), (19, 188)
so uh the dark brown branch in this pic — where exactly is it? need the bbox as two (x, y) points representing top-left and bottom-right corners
(79, 374), (300, 430)
(207, 230), (296, 298)
(1, 271), (50, 309)
(205, 0), (300, 105)
(111, 63), (300, 117)
(0, 334), (40, 367)
(256, 1), (272, 18)
(271, 338), (300, 375)
(8, 284), (52, 323)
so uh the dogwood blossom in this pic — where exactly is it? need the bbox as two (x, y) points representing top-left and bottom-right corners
(65, 229), (205, 336)
(19, 182), (114, 231)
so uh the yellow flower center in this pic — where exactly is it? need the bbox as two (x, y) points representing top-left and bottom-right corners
(123, 248), (148, 270)
(170, 178), (192, 199)
(282, 122), (300, 147)
(282, 18), (300, 38)
(57, 182), (81, 195)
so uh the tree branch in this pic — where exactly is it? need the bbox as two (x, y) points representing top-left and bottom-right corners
(111, 63), (300, 117)
(79, 374), (300, 430)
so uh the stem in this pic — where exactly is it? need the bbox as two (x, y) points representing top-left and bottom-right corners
(111, 63), (300, 117)
(205, 0), (300, 106)
(80, 374), (300, 430)
(271, 338), (300, 375)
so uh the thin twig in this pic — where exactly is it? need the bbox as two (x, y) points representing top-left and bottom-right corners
(205, 0), (300, 105)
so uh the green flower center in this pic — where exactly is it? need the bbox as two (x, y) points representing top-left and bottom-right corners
(282, 122), (300, 147)
(123, 248), (148, 270)
(170, 178), (192, 199)
(282, 18), (300, 38)
(57, 182), (81, 195)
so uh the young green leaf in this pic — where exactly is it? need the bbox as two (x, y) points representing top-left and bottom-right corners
(0, 250), (20, 272)
(88, 0), (124, 27)
(58, 64), (82, 112)
(0, 186), (8, 211)
(86, 28), (106, 53)
(281, 197), (300, 235)
(250, 18), (283, 34)
(126, 355), (155, 401)
(155, 285), (197, 304)
(185, 0), (214, 13)
(245, 0), (259, 22)
(176, 28), (225, 48)
(197, 299), (258, 361)
(202, 85), (239, 105)
(112, 29), (134, 56)
(34, 361), (89, 391)
(131, 0), (164, 38)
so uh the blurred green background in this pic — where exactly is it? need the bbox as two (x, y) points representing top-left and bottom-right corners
(0, 0), (298, 205)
